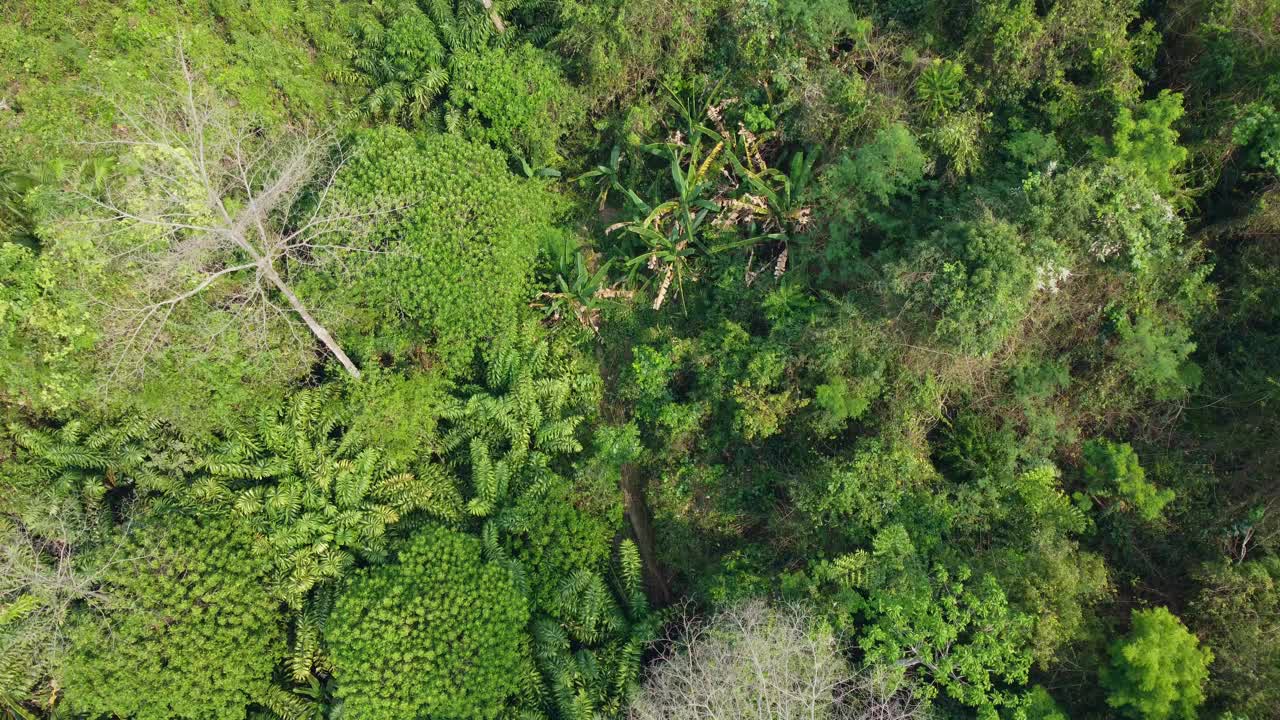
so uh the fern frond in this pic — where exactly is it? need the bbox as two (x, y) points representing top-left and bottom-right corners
(258, 685), (313, 720)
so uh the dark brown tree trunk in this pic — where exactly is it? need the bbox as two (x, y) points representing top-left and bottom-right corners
(597, 342), (672, 605)
(621, 462), (672, 605)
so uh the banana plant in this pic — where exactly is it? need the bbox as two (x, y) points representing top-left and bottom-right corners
(712, 145), (817, 254)
(601, 88), (817, 310)
(575, 144), (625, 211)
(537, 233), (621, 330)
(615, 137), (722, 310)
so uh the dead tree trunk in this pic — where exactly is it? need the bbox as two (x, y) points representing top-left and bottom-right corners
(256, 260), (361, 378)
(480, 0), (507, 33)
(72, 46), (385, 382)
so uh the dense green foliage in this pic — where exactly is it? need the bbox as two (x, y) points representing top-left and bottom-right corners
(2, 1), (1279, 719)
(60, 514), (284, 720)
(328, 525), (530, 720)
(331, 127), (558, 365)
(1102, 607), (1213, 720)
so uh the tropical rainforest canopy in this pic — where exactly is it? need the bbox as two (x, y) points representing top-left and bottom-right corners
(1, 1), (1278, 719)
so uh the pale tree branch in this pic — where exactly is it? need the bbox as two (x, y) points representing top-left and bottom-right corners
(65, 42), (376, 381)
(632, 601), (929, 720)
(480, 0), (507, 33)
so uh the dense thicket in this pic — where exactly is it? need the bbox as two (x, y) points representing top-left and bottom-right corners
(2, 1), (1277, 719)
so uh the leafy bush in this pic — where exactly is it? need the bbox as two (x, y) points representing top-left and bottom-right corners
(963, 0), (1157, 147)
(327, 525), (530, 720)
(893, 215), (1037, 356)
(799, 437), (936, 544)
(1232, 101), (1280, 178)
(1105, 91), (1190, 198)
(554, 0), (723, 109)
(449, 43), (581, 164)
(333, 127), (559, 366)
(1101, 607), (1212, 720)
(821, 124), (927, 223)
(345, 1), (578, 164)
(814, 122), (926, 274)
(0, 241), (90, 412)
(527, 539), (654, 720)
(1082, 439), (1175, 521)
(1191, 557), (1280, 716)
(59, 514), (284, 720)
(1111, 313), (1202, 401)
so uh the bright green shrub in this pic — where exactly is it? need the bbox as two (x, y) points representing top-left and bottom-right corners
(449, 43), (581, 164)
(1025, 685), (1069, 720)
(917, 58), (966, 118)
(813, 376), (875, 428)
(894, 216), (1037, 356)
(860, 566), (1034, 715)
(328, 525), (530, 720)
(625, 320), (809, 449)
(1102, 607), (1212, 720)
(1106, 91), (1190, 198)
(60, 514), (283, 720)
(334, 127), (558, 366)
(1082, 439), (1175, 521)
(338, 367), (451, 466)
(931, 109), (990, 177)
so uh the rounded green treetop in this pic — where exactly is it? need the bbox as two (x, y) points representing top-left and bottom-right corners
(331, 126), (558, 367)
(59, 514), (284, 720)
(327, 525), (530, 720)
(1102, 607), (1212, 720)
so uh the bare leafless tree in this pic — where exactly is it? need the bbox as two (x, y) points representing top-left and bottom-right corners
(62, 45), (393, 381)
(0, 510), (137, 711)
(630, 601), (928, 720)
